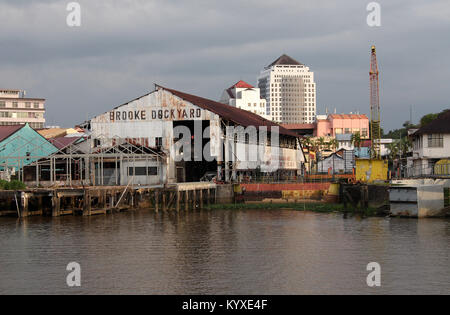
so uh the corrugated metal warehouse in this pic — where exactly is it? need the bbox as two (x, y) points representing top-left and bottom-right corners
(86, 85), (305, 185)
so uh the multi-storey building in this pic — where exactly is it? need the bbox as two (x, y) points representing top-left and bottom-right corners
(219, 80), (268, 119)
(257, 54), (316, 124)
(315, 114), (370, 139)
(410, 110), (450, 176)
(0, 89), (46, 129)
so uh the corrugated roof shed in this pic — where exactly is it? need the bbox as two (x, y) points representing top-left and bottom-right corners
(49, 136), (83, 150)
(0, 125), (25, 142)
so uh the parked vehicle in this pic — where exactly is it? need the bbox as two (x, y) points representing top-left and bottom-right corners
(200, 172), (217, 182)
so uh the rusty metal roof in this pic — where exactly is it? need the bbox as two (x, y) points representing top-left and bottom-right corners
(282, 123), (315, 130)
(0, 125), (25, 142)
(329, 114), (368, 120)
(157, 85), (299, 137)
(230, 80), (254, 89)
(49, 136), (84, 150)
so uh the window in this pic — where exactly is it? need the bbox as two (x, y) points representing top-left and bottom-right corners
(155, 137), (163, 147)
(428, 134), (443, 148)
(128, 167), (158, 176)
(25, 102), (31, 108)
(414, 136), (422, 150)
(13, 102), (18, 108)
(0, 101), (5, 108)
(362, 128), (368, 137)
(33, 102), (40, 109)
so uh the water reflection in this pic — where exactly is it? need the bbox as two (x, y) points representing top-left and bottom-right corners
(0, 209), (449, 294)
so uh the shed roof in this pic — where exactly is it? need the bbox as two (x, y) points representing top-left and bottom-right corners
(282, 123), (315, 130)
(49, 136), (84, 150)
(0, 125), (25, 142)
(414, 110), (450, 135)
(156, 85), (298, 137)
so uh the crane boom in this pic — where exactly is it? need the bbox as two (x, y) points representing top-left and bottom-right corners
(370, 45), (381, 159)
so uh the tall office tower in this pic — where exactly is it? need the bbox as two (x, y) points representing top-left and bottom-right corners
(257, 54), (316, 124)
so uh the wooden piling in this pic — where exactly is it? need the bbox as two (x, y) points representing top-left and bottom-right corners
(185, 190), (189, 211)
(155, 190), (159, 212)
(83, 190), (91, 216)
(162, 191), (167, 211)
(52, 193), (60, 217)
(176, 191), (180, 212)
(20, 192), (28, 218)
(199, 189), (203, 210)
(193, 189), (196, 210)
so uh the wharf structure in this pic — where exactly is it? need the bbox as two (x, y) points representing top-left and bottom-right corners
(0, 85), (305, 217)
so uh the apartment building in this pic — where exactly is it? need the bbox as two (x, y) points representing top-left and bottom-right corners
(0, 89), (46, 129)
(315, 114), (370, 139)
(257, 54), (316, 124)
(411, 110), (450, 176)
(219, 80), (269, 119)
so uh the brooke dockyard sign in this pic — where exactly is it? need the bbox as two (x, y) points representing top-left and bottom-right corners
(109, 108), (202, 122)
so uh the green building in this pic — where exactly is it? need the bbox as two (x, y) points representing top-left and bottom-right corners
(0, 124), (58, 179)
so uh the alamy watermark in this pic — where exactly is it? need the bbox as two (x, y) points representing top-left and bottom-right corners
(66, 262), (81, 287)
(66, 2), (81, 27)
(367, 2), (381, 27)
(172, 123), (281, 171)
(366, 262), (381, 287)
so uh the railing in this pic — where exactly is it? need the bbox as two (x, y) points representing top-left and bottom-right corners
(226, 171), (355, 184)
(400, 162), (450, 179)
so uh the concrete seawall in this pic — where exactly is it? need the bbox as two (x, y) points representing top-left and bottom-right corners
(234, 182), (332, 202)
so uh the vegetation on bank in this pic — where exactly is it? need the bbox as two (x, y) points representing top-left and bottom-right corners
(0, 180), (27, 190)
(207, 202), (380, 217)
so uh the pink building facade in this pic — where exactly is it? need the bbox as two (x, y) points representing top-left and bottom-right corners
(314, 114), (369, 139)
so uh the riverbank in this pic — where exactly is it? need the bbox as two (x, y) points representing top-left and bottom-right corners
(207, 202), (383, 217)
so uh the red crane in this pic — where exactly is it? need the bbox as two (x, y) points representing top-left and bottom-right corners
(370, 45), (381, 159)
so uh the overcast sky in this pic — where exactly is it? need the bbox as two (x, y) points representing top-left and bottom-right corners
(0, 0), (449, 131)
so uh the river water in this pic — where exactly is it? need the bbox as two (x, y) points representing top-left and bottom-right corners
(0, 209), (449, 295)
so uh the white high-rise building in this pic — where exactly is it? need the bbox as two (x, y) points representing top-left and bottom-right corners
(219, 80), (269, 119)
(257, 54), (316, 124)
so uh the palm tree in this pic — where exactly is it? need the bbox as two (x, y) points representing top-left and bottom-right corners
(399, 137), (412, 156)
(329, 138), (339, 151)
(387, 142), (399, 162)
(301, 137), (312, 150)
(351, 132), (362, 149)
(317, 137), (325, 151)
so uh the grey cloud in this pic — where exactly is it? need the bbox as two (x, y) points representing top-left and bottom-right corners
(0, 0), (449, 130)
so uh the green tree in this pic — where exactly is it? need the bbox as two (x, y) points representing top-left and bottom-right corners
(351, 132), (362, 149)
(387, 142), (399, 162)
(317, 137), (325, 150)
(420, 113), (439, 127)
(329, 138), (339, 151)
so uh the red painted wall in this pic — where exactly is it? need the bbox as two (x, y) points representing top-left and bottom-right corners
(239, 183), (331, 192)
